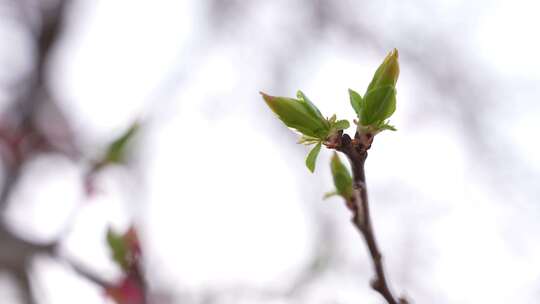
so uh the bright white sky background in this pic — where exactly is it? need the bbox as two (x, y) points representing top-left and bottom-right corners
(1, 0), (540, 303)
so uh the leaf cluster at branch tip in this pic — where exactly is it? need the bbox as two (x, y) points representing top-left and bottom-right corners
(349, 48), (399, 134)
(261, 90), (349, 172)
(261, 49), (400, 173)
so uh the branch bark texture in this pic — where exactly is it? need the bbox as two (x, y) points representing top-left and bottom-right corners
(332, 131), (409, 304)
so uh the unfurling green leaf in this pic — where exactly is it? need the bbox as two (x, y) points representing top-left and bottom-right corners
(105, 122), (140, 164)
(377, 121), (397, 131)
(366, 48), (400, 94)
(327, 115), (350, 133)
(305, 142), (322, 173)
(330, 152), (353, 200)
(297, 90), (328, 127)
(351, 49), (400, 134)
(328, 114), (337, 124)
(361, 85), (396, 125)
(348, 88), (363, 116)
(332, 120), (350, 131)
(262, 90), (352, 172)
(261, 92), (329, 139)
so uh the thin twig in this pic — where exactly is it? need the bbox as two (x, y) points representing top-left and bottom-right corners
(58, 255), (111, 288)
(12, 267), (37, 304)
(331, 132), (409, 304)
(0, 1), (75, 303)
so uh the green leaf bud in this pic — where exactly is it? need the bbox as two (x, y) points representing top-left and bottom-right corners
(366, 48), (400, 94)
(330, 152), (353, 200)
(361, 85), (396, 126)
(331, 119), (350, 132)
(261, 92), (329, 139)
(352, 49), (400, 133)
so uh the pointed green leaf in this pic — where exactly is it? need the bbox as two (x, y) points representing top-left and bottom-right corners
(297, 90), (326, 124)
(105, 122), (140, 164)
(361, 85), (396, 125)
(305, 142), (322, 173)
(107, 228), (128, 270)
(348, 88), (363, 116)
(261, 92), (329, 139)
(330, 152), (353, 200)
(323, 191), (338, 200)
(366, 48), (400, 94)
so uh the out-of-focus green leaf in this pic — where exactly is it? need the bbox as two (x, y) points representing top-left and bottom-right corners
(107, 228), (128, 270)
(305, 142), (322, 173)
(261, 92), (329, 139)
(323, 191), (338, 200)
(298, 135), (321, 145)
(361, 85), (396, 126)
(105, 122), (140, 164)
(330, 152), (353, 200)
(348, 88), (363, 116)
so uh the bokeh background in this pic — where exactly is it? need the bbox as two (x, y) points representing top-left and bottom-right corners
(1, 0), (539, 303)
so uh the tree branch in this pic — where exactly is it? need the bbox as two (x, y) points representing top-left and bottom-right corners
(12, 267), (37, 304)
(58, 255), (111, 288)
(331, 132), (408, 304)
(0, 1), (75, 303)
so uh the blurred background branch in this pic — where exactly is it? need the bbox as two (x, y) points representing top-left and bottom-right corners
(0, 1), (87, 303)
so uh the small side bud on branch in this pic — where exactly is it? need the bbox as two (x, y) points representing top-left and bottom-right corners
(106, 226), (141, 271)
(106, 226), (146, 304)
(330, 152), (353, 201)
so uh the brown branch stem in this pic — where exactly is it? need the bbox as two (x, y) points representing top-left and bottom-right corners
(332, 132), (408, 304)
(58, 255), (111, 288)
